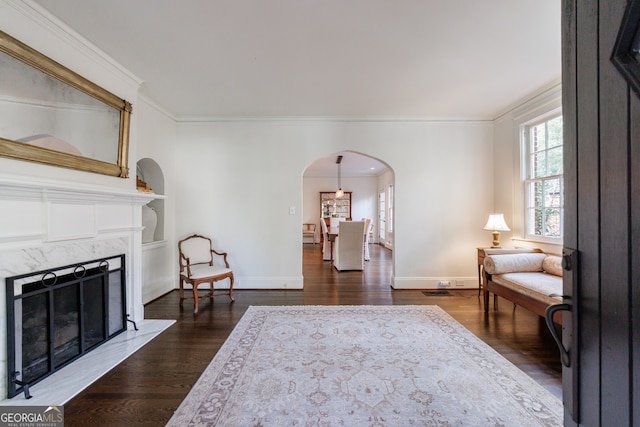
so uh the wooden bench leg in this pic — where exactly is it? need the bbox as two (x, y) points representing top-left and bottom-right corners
(483, 288), (490, 313)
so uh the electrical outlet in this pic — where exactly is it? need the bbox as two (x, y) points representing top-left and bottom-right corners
(289, 206), (295, 215)
(438, 280), (451, 288)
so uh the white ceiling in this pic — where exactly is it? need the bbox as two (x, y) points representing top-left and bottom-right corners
(32, 0), (561, 121)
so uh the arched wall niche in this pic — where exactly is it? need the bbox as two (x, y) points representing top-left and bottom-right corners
(136, 157), (165, 242)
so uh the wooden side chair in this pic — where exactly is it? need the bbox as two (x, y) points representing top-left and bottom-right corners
(302, 223), (317, 244)
(178, 234), (234, 314)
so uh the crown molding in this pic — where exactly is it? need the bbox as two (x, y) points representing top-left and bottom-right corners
(4, 0), (143, 91)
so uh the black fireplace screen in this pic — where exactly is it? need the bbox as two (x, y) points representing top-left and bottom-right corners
(5, 254), (126, 398)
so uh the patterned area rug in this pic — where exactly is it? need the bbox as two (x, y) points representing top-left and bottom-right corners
(167, 305), (563, 426)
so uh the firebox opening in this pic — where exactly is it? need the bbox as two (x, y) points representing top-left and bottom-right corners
(5, 254), (127, 398)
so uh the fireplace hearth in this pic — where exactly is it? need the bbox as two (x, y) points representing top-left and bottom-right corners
(5, 255), (127, 398)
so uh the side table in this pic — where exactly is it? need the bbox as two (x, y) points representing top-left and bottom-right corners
(477, 247), (489, 297)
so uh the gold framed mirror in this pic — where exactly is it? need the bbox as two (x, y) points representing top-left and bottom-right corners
(0, 30), (132, 177)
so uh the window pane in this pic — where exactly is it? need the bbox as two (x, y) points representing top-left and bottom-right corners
(530, 181), (543, 208)
(547, 116), (563, 148)
(534, 208), (544, 236)
(530, 124), (546, 153)
(544, 178), (561, 207)
(533, 151), (547, 178)
(544, 209), (562, 238)
(548, 146), (563, 175)
(524, 114), (563, 240)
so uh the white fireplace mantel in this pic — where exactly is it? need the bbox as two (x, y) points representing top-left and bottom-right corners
(0, 171), (165, 401)
(0, 173), (165, 205)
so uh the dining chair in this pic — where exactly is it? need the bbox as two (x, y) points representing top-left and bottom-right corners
(362, 218), (372, 261)
(329, 217), (342, 229)
(333, 220), (366, 271)
(178, 234), (235, 314)
(320, 218), (331, 260)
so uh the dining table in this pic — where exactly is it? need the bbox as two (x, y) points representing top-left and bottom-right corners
(326, 226), (339, 264)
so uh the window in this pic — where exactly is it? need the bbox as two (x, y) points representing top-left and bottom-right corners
(523, 114), (563, 240)
(388, 184), (393, 232)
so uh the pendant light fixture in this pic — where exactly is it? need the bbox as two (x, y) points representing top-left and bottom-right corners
(335, 155), (344, 199)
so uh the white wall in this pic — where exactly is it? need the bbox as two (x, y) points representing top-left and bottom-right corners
(136, 97), (178, 303)
(492, 83), (562, 255)
(176, 119), (494, 289)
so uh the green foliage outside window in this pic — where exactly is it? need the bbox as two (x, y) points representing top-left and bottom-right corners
(525, 116), (563, 239)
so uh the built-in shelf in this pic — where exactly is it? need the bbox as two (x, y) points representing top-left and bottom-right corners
(136, 158), (165, 242)
(320, 191), (352, 219)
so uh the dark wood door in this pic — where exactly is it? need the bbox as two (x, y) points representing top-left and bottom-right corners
(562, 0), (640, 425)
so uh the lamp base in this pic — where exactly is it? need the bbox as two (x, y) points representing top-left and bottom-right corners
(491, 231), (501, 248)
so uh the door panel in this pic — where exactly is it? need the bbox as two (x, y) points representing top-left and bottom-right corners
(631, 93), (640, 427)
(562, 0), (639, 424)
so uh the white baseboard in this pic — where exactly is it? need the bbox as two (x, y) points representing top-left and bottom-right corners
(238, 276), (304, 289)
(392, 276), (477, 290)
(176, 276), (304, 290)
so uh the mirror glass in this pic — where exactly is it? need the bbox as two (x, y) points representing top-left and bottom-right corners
(0, 51), (121, 163)
(0, 30), (131, 177)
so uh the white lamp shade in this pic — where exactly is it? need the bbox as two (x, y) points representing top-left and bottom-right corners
(483, 213), (510, 231)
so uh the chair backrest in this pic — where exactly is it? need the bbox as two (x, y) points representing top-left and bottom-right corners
(320, 218), (328, 234)
(334, 221), (366, 270)
(303, 223), (316, 232)
(179, 234), (213, 266)
(362, 218), (371, 237)
(336, 221), (366, 251)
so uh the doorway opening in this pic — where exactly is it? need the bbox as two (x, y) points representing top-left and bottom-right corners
(302, 150), (394, 272)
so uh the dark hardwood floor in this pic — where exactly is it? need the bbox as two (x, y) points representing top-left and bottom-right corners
(63, 243), (562, 425)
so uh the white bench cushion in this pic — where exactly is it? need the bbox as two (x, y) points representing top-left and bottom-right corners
(542, 255), (563, 277)
(484, 253), (547, 275)
(492, 272), (563, 306)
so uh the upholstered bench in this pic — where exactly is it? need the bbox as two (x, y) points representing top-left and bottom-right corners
(483, 252), (563, 323)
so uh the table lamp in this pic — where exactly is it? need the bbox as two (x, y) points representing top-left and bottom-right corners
(483, 213), (510, 248)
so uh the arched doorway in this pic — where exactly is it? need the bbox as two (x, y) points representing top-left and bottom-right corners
(301, 150), (395, 271)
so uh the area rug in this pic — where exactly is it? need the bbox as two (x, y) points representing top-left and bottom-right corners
(167, 305), (562, 426)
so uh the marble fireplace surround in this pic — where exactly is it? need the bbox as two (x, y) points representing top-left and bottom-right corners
(0, 173), (172, 404)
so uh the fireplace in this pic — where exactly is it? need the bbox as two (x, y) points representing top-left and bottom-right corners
(5, 255), (127, 398)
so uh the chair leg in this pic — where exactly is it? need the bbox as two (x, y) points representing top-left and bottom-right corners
(228, 274), (235, 302)
(179, 278), (185, 306)
(192, 284), (199, 314)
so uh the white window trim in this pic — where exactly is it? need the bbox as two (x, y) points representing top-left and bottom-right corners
(388, 184), (393, 232)
(520, 110), (563, 243)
